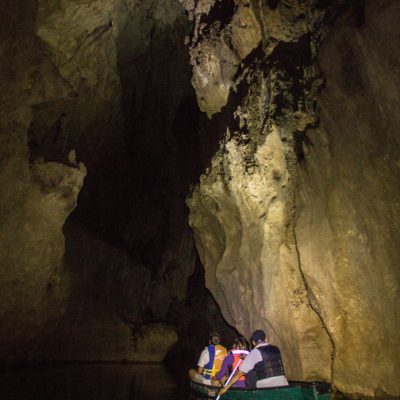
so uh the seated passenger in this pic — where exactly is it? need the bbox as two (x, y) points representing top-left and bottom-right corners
(189, 331), (228, 385)
(218, 329), (288, 396)
(212, 336), (249, 388)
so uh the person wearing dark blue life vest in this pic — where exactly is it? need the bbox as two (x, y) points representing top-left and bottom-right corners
(218, 329), (288, 396)
(189, 331), (228, 385)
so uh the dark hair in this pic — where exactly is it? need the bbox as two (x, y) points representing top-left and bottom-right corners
(234, 336), (249, 350)
(250, 329), (266, 343)
(209, 331), (221, 345)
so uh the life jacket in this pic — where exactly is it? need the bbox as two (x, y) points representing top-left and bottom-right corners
(203, 344), (228, 379)
(229, 349), (249, 382)
(245, 344), (285, 388)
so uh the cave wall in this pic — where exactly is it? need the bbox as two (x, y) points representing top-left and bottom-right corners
(185, 0), (334, 382)
(0, 0), (165, 362)
(2, 0), (398, 394)
(43, 0), (201, 361)
(185, 0), (400, 397)
(0, 0), (87, 361)
(1, 0), (235, 363)
(0, 0), (141, 362)
(296, 1), (400, 396)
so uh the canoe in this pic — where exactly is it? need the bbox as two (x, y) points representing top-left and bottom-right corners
(189, 380), (331, 400)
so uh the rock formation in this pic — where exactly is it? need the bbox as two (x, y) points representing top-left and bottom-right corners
(0, 0), (234, 363)
(185, 0), (400, 397)
(0, 0), (87, 361)
(296, 2), (400, 396)
(1, 0), (400, 397)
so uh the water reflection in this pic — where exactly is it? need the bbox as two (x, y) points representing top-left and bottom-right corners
(0, 362), (188, 400)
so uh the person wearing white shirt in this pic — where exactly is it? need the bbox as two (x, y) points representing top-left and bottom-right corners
(189, 331), (228, 385)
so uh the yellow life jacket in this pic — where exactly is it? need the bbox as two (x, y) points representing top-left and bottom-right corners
(203, 344), (228, 379)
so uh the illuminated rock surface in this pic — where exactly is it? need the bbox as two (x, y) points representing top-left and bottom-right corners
(186, 0), (400, 397)
(296, 3), (400, 396)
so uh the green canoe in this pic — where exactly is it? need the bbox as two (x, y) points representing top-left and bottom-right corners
(189, 380), (331, 400)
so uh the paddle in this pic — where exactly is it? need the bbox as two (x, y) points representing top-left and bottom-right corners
(215, 358), (243, 400)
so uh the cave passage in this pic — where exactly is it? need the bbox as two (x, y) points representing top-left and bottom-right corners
(1, 0), (400, 399)
(0, 0), (236, 366)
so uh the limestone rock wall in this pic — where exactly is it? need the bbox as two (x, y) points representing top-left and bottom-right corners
(296, 1), (400, 396)
(0, 0), (174, 362)
(0, 0), (87, 361)
(186, 0), (400, 397)
(1, 0), (228, 363)
(186, 0), (335, 382)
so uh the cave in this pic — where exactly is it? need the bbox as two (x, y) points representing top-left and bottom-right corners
(0, 0), (399, 399)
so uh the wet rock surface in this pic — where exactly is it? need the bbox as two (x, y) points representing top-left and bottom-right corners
(185, 0), (400, 397)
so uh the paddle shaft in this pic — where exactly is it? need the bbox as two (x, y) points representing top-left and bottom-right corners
(215, 358), (243, 400)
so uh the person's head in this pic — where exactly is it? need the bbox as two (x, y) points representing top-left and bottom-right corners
(250, 329), (266, 346)
(209, 331), (221, 345)
(233, 336), (249, 350)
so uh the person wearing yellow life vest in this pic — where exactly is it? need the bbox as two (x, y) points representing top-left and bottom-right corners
(189, 332), (228, 385)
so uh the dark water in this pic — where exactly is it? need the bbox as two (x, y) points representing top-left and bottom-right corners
(0, 362), (190, 400)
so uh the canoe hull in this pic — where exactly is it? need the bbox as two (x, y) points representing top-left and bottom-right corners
(189, 380), (331, 400)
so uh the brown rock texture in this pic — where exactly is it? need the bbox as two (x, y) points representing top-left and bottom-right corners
(0, 158), (86, 361)
(186, 0), (400, 397)
(1, 0), (228, 363)
(0, 0), (87, 361)
(128, 323), (178, 362)
(296, 1), (400, 396)
(2, 0), (399, 392)
(182, 0), (262, 116)
(186, 0), (334, 382)
(0, 0), (190, 362)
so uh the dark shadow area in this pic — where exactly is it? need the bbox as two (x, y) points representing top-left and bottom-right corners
(0, 363), (190, 400)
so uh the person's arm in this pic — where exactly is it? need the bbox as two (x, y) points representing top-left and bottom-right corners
(219, 349), (255, 395)
(213, 354), (232, 386)
(214, 354), (232, 382)
(196, 348), (208, 374)
(218, 371), (244, 395)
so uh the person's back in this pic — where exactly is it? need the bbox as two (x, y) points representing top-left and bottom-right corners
(241, 330), (288, 389)
(189, 331), (228, 385)
(247, 343), (286, 388)
(214, 336), (249, 388)
(217, 330), (288, 397)
(203, 340), (228, 380)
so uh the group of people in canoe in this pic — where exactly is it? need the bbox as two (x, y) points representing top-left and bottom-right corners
(189, 329), (289, 396)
